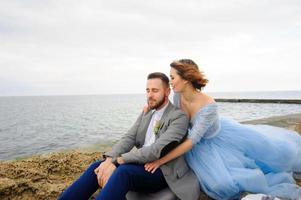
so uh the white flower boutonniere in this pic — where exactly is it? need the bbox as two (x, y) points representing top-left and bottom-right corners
(153, 121), (161, 135)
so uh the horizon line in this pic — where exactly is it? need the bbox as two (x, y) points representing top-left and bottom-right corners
(1, 90), (301, 97)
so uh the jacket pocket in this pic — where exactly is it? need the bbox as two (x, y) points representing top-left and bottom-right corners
(176, 165), (189, 179)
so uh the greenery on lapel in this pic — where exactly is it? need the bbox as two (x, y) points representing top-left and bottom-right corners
(153, 121), (161, 135)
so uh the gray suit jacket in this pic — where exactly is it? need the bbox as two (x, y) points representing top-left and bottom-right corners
(105, 102), (201, 200)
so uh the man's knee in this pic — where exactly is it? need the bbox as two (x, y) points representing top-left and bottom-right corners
(114, 164), (131, 176)
(87, 160), (103, 171)
(110, 164), (139, 183)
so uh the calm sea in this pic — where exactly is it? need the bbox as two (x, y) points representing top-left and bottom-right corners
(1, 91), (301, 160)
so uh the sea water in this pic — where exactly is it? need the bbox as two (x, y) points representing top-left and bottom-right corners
(1, 91), (301, 160)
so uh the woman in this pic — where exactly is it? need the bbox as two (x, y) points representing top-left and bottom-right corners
(144, 59), (301, 200)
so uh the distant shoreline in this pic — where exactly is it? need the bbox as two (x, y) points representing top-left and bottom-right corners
(215, 98), (301, 104)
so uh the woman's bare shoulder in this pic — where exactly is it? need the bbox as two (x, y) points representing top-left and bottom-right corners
(197, 92), (216, 105)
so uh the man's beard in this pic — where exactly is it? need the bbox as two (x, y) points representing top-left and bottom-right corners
(148, 96), (165, 110)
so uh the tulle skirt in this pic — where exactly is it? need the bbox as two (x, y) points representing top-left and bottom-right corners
(185, 117), (301, 200)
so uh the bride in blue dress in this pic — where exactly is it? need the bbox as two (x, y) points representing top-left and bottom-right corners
(144, 59), (301, 200)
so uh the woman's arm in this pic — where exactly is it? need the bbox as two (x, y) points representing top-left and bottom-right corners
(144, 138), (193, 173)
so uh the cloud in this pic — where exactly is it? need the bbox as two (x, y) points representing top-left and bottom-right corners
(0, 0), (300, 95)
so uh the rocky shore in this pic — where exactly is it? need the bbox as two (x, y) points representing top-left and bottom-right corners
(1, 113), (301, 200)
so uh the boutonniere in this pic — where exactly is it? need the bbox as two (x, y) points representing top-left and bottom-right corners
(153, 120), (161, 135)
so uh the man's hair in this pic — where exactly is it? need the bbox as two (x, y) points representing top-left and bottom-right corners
(147, 72), (170, 88)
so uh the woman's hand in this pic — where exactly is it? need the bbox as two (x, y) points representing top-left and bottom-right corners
(143, 103), (150, 114)
(144, 160), (162, 173)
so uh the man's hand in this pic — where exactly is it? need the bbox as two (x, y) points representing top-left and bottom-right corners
(94, 158), (112, 177)
(94, 158), (116, 188)
(98, 162), (116, 187)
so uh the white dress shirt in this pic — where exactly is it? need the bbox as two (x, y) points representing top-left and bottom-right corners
(143, 102), (169, 147)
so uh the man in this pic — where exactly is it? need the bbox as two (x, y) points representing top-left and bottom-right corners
(59, 72), (201, 200)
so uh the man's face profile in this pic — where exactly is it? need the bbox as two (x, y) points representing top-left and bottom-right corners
(146, 78), (168, 110)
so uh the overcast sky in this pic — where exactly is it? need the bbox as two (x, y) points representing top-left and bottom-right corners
(0, 0), (300, 96)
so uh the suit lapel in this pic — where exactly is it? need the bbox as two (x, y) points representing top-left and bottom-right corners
(139, 102), (174, 143)
(138, 110), (154, 145)
(160, 101), (173, 123)
(155, 102), (173, 138)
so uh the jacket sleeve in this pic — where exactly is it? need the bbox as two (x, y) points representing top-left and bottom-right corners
(121, 110), (189, 164)
(104, 112), (143, 158)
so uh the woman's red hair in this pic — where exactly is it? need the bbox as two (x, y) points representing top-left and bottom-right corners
(170, 59), (208, 90)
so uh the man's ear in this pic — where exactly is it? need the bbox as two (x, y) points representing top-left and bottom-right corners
(165, 87), (171, 97)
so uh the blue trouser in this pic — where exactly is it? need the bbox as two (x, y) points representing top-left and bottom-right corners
(58, 160), (168, 200)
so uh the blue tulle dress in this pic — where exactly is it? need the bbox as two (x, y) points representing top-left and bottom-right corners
(173, 95), (301, 200)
